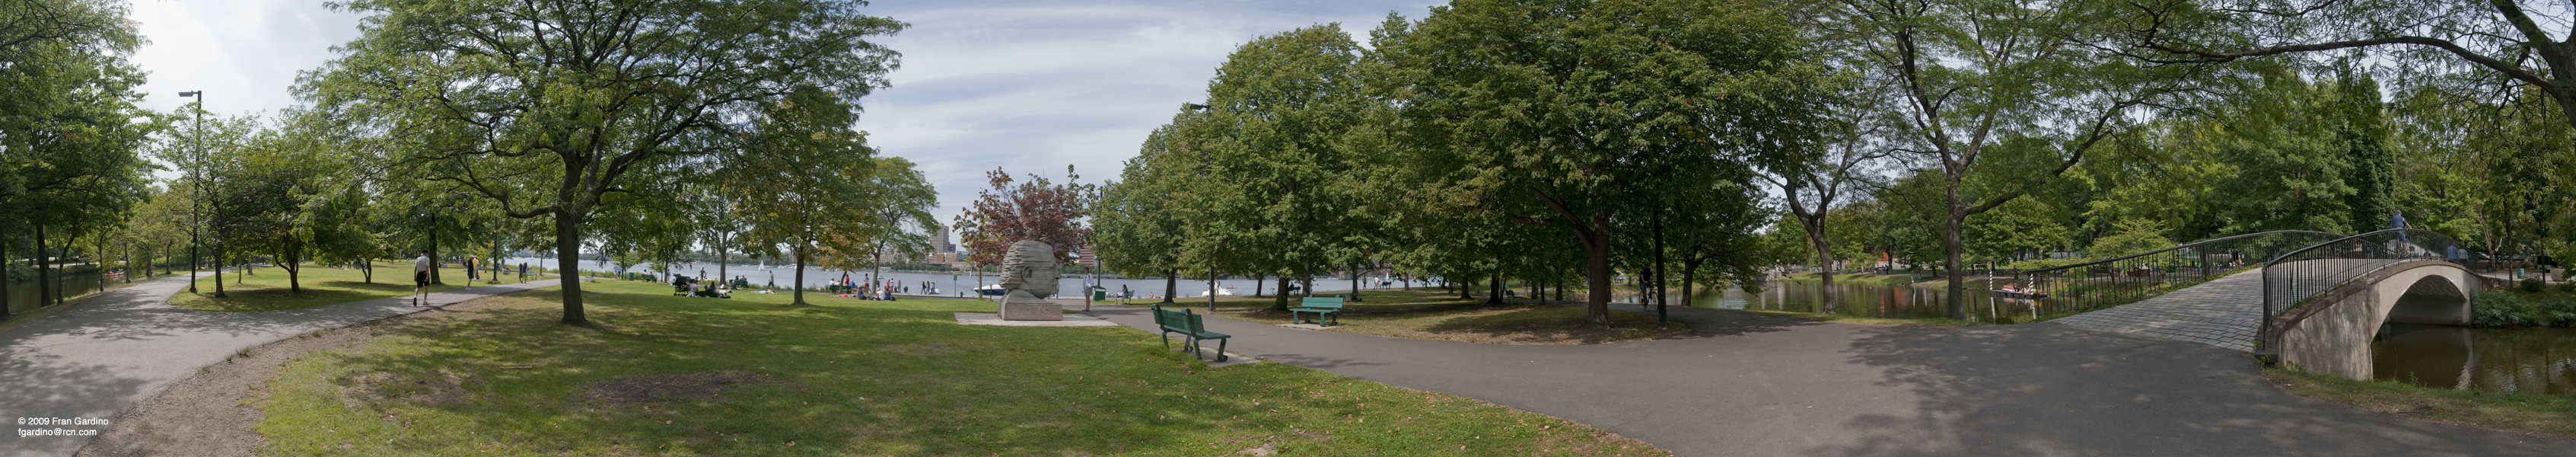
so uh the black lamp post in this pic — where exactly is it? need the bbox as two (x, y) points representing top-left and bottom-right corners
(177, 91), (209, 295)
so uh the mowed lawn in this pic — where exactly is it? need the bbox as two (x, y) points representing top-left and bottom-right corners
(1125, 289), (1686, 344)
(252, 280), (1670, 456)
(174, 261), (534, 312)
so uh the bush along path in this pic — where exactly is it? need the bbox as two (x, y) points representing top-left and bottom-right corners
(0, 272), (558, 457)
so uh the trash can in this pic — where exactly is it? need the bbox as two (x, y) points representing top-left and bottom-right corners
(1091, 287), (1108, 301)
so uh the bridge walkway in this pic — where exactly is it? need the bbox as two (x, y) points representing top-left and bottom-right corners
(2051, 269), (2270, 352)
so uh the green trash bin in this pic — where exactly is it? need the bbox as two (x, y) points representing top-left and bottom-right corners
(1092, 288), (1108, 301)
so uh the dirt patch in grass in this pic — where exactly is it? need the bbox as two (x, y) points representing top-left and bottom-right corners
(584, 370), (786, 404)
(2266, 368), (2576, 440)
(336, 369), (471, 409)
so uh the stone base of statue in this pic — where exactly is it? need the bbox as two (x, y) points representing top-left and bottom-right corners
(997, 291), (1062, 321)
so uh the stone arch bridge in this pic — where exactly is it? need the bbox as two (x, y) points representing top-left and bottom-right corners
(2042, 229), (2499, 380)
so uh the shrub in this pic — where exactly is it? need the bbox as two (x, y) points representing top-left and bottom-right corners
(2472, 293), (2534, 328)
(2543, 296), (2576, 328)
(2560, 281), (2576, 293)
(2520, 278), (2546, 292)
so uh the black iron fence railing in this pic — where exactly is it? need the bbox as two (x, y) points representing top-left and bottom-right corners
(2011, 231), (2347, 318)
(2259, 228), (2471, 350)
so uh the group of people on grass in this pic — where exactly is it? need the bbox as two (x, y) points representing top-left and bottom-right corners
(831, 273), (908, 300)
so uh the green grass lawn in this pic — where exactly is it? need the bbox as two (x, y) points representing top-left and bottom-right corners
(251, 280), (1670, 456)
(2266, 368), (2576, 439)
(173, 262), (533, 312)
(1119, 289), (1686, 344)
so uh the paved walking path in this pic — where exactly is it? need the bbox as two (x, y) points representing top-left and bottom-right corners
(2051, 269), (2269, 351)
(1084, 302), (2570, 456)
(0, 273), (558, 457)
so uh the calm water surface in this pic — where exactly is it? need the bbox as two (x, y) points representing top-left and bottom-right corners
(1619, 276), (2041, 322)
(2375, 324), (2576, 395)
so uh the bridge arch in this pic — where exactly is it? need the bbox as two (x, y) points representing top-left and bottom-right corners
(2267, 260), (2488, 380)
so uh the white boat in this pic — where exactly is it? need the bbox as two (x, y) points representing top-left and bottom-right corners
(976, 284), (1006, 296)
(1199, 287), (1237, 297)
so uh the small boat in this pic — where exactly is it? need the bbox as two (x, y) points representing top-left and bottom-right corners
(976, 284), (1006, 296)
(1199, 287), (1237, 297)
(1989, 289), (2048, 299)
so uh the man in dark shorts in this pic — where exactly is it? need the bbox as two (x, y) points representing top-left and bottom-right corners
(413, 252), (433, 307)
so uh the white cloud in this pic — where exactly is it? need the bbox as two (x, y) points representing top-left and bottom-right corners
(119, 0), (1444, 223)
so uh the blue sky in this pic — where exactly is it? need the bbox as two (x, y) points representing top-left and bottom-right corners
(126, 0), (1443, 224)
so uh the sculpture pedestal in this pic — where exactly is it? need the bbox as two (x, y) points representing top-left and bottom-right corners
(998, 295), (1063, 321)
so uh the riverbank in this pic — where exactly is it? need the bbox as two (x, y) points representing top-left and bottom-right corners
(2266, 367), (2576, 440)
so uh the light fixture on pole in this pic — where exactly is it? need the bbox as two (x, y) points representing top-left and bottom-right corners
(177, 91), (205, 294)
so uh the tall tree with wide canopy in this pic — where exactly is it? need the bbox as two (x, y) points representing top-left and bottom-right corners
(1375, 0), (1837, 327)
(302, 0), (906, 324)
(1095, 107), (1212, 303)
(729, 92), (932, 305)
(1823, 0), (2205, 319)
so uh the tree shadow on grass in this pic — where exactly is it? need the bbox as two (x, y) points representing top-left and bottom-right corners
(1812, 323), (2573, 457)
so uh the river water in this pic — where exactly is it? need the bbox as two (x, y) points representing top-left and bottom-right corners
(1622, 276), (2033, 322)
(498, 257), (1382, 299)
(2374, 324), (2576, 395)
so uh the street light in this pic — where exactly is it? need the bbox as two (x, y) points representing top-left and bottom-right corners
(177, 91), (210, 296)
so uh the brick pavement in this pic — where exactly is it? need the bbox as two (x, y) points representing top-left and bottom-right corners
(2051, 269), (2269, 352)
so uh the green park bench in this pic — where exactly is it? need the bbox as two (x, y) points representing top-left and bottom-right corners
(1151, 305), (1231, 362)
(1290, 296), (1345, 327)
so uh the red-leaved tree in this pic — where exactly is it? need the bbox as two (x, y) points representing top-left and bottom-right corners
(954, 166), (1098, 268)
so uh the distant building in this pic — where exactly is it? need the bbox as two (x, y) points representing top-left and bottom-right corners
(930, 225), (957, 253)
(1075, 244), (1098, 267)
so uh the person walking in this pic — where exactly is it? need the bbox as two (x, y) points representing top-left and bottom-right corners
(412, 252), (433, 307)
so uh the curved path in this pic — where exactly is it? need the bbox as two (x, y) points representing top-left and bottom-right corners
(1086, 302), (2570, 456)
(0, 273), (557, 457)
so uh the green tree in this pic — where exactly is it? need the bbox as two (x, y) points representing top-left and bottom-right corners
(304, 0), (906, 324)
(1094, 107), (1210, 302)
(730, 94), (932, 305)
(1377, 0), (1836, 326)
(1827, 0), (2194, 319)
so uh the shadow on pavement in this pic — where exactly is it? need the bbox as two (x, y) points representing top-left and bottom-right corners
(1820, 322), (2570, 457)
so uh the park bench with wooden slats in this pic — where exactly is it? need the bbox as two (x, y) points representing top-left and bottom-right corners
(1151, 305), (1231, 362)
(1289, 296), (1345, 327)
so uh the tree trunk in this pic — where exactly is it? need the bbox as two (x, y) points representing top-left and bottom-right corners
(2, 238), (13, 318)
(1161, 269), (1177, 304)
(1269, 274), (1291, 312)
(1581, 210), (1613, 328)
(791, 242), (809, 305)
(37, 225), (55, 305)
(1487, 257), (1504, 305)
(429, 229), (442, 285)
(211, 223), (226, 297)
(718, 241), (729, 291)
(1801, 213), (1837, 313)
(1299, 264), (1315, 301)
(1944, 202), (1969, 321)
(1349, 264), (1361, 302)
(285, 239), (303, 293)
(1653, 208), (1667, 326)
(554, 213), (589, 325)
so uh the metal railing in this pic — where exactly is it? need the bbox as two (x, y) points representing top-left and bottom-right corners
(2259, 228), (2471, 350)
(2011, 230), (2347, 318)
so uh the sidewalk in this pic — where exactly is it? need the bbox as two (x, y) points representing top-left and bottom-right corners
(0, 273), (558, 457)
(1079, 302), (2570, 456)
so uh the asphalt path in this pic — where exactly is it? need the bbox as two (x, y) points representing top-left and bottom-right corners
(1085, 302), (2573, 456)
(0, 272), (557, 457)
